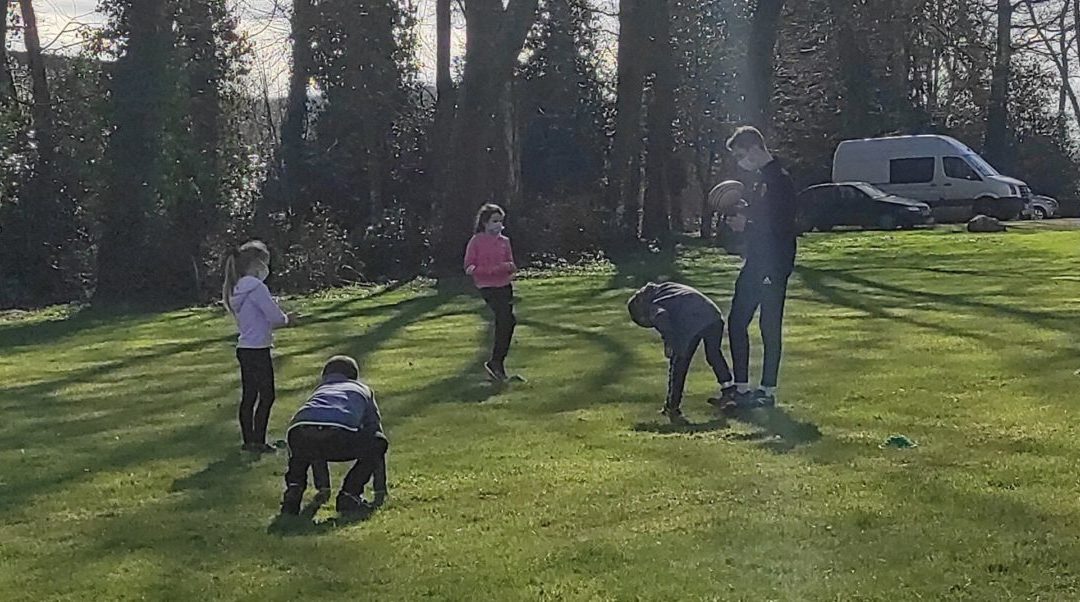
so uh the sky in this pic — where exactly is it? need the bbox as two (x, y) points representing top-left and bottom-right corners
(24, 1), (620, 95)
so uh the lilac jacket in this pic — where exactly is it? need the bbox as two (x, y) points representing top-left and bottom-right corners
(230, 276), (288, 348)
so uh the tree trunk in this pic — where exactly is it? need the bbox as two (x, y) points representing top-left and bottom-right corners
(0, 1), (16, 105)
(175, 0), (223, 300)
(18, 0), (71, 303)
(609, 0), (647, 236)
(433, 0), (454, 147)
(259, 0), (315, 233)
(828, 0), (875, 137)
(19, 0), (54, 161)
(984, 0), (1012, 169)
(95, 1), (172, 303)
(744, 0), (785, 127)
(435, 0), (538, 274)
(641, 0), (674, 241)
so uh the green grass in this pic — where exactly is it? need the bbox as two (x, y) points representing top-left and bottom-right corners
(3, 228), (1080, 600)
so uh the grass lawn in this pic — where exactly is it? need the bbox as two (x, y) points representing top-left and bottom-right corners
(2, 227), (1080, 600)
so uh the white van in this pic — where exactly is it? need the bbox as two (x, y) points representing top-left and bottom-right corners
(832, 135), (1029, 220)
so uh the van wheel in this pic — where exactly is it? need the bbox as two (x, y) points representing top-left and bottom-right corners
(877, 214), (897, 230)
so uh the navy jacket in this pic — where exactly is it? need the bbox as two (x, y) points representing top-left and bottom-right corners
(288, 374), (383, 435)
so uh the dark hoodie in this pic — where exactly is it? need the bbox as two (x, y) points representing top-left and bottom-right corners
(628, 282), (724, 357)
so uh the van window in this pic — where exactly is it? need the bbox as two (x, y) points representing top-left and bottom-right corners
(889, 158), (935, 184)
(944, 157), (981, 181)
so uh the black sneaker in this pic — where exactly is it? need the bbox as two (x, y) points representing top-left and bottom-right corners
(484, 361), (509, 382)
(753, 390), (777, 408)
(659, 406), (690, 426)
(247, 442), (276, 454)
(336, 491), (374, 515)
(707, 385), (739, 407)
(729, 389), (760, 409)
(280, 485), (303, 516)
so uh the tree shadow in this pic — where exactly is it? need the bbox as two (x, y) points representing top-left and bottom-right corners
(168, 450), (261, 493)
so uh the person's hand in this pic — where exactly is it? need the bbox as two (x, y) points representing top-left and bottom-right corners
(502, 262), (516, 273)
(465, 265), (477, 276)
(664, 343), (674, 359)
(727, 214), (748, 233)
(286, 312), (302, 326)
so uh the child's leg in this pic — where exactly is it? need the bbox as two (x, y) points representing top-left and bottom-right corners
(482, 286), (517, 365)
(666, 353), (694, 412)
(312, 461), (331, 491)
(372, 456), (387, 493)
(702, 321), (734, 386)
(251, 349), (276, 445)
(341, 434), (390, 497)
(758, 275), (790, 390)
(236, 349), (260, 445)
(728, 268), (763, 388)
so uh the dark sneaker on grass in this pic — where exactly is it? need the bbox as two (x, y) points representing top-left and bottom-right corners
(707, 385), (739, 407)
(753, 390), (776, 408)
(280, 486), (303, 516)
(484, 361), (508, 382)
(660, 406), (690, 426)
(336, 491), (374, 515)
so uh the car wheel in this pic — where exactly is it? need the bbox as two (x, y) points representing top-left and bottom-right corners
(1033, 206), (1047, 220)
(877, 214), (897, 230)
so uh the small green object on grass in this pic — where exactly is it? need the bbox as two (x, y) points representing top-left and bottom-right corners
(881, 434), (917, 449)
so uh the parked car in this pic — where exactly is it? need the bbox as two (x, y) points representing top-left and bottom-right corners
(831, 135), (1028, 221)
(796, 182), (933, 232)
(1023, 195), (1059, 220)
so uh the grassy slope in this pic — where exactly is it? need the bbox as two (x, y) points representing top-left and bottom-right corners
(2, 228), (1080, 600)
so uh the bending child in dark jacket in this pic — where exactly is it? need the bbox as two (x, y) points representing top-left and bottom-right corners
(280, 355), (388, 516)
(628, 282), (736, 425)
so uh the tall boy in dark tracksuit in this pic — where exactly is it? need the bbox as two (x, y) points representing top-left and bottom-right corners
(281, 355), (388, 515)
(726, 126), (798, 407)
(628, 282), (736, 425)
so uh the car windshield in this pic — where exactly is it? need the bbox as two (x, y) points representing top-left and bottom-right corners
(852, 183), (889, 199)
(964, 154), (999, 177)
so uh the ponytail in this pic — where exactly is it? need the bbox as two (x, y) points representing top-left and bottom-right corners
(222, 251), (240, 314)
(223, 240), (272, 314)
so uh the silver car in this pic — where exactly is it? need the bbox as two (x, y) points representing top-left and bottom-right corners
(1024, 195), (1059, 220)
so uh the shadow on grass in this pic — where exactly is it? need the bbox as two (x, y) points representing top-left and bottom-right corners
(633, 417), (730, 435)
(168, 450), (262, 492)
(724, 405), (823, 453)
(266, 507), (376, 537)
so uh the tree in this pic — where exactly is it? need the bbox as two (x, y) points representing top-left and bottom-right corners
(607, 0), (648, 237)
(641, 0), (674, 240)
(984, 0), (1014, 168)
(94, 1), (174, 302)
(0, 1), (15, 104)
(258, 0), (316, 233)
(435, 0), (539, 272)
(745, 0), (785, 126)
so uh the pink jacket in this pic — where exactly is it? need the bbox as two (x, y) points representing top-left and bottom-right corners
(463, 233), (516, 289)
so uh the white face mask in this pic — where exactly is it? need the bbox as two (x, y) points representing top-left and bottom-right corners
(251, 261), (270, 282)
(486, 221), (504, 235)
(738, 157), (756, 172)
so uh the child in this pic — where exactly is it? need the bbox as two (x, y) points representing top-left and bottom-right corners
(463, 203), (518, 382)
(281, 355), (389, 516)
(627, 282), (737, 425)
(223, 240), (296, 453)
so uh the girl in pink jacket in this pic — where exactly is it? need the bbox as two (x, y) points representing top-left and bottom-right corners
(463, 204), (518, 381)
